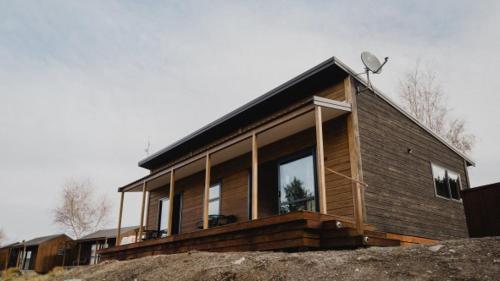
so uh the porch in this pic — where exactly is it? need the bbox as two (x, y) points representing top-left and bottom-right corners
(109, 85), (371, 258)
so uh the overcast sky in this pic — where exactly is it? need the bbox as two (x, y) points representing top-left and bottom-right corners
(1, 1), (499, 243)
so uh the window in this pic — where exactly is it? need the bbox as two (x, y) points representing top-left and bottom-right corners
(158, 197), (170, 232)
(279, 153), (316, 213)
(431, 163), (461, 200)
(208, 183), (221, 216)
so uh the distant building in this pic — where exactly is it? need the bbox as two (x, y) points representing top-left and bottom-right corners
(73, 226), (138, 266)
(1, 234), (71, 273)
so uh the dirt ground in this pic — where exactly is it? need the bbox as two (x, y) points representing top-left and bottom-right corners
(5, 237), (500, 281)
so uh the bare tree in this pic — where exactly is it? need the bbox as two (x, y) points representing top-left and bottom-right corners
(53, 178), (111, 239)
(398, 62), (475, 153)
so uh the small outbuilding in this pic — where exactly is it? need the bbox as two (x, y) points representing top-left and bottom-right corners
(3, 234), (72, 273)
(74, 226), (138, 265)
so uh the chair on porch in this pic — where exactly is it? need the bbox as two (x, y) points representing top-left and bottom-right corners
(196, 215), (237, 229)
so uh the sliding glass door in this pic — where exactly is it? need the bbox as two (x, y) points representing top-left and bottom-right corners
(278, 152), (317, 214)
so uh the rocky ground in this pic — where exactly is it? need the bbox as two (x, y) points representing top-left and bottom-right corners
(3, 237), (500, 281)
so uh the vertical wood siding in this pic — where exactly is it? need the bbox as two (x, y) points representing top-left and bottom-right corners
(356, 88), (469, 239)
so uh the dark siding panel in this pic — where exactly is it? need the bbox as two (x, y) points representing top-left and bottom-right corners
(357, 88), (469, 239)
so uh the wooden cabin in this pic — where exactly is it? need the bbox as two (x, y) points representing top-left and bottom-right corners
(73, 226), (138, 266)
(100, 57), (473, 261)
(2, 234), (71, 273)
(461, 182), (500, 238)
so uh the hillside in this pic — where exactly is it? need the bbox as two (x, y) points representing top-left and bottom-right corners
(4, 237), (500, 281)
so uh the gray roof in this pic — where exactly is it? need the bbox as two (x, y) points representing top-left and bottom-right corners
(78, 226), (138, 241)
(10, 234), (70, 248)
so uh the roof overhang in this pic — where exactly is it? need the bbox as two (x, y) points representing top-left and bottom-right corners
(120, 96), (351, 192)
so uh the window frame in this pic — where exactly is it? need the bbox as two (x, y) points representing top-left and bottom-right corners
(430, 162), (463, 202)
(276, 147), (319, 214)
(208, 181), (222, 216)
(157, 197), (170, 232)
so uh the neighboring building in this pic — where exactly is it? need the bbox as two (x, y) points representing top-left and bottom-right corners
(2, 234), (72, 273)
(101, 57), (473, 261)
(74, 226), (138, 266)
(462, 182), (500, 237)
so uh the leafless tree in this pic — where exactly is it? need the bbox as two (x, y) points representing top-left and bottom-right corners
(53, 178), (111, 239)
(398, 62), (475, 153)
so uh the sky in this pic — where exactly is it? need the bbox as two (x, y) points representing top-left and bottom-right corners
(1, 1), (499, 243)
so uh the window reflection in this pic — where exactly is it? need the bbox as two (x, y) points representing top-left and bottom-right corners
(432, 163), (461, 200)
(279, 154), (316, 213)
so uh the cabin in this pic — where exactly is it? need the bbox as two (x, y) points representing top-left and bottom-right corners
(100, 57), (473, 261)
(73, 226), (138, 266)
(461, 182), (500, 238)
(2, 234), (71, 273)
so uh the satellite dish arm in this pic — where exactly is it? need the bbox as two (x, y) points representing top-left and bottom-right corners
(374, 57), (389, 73)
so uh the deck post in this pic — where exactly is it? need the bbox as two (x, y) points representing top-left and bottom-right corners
(76, 243), (81, 266)
(315, 106), (328, 214)
(5, 247), (10, 271)
(167, 169), (175, 236)
(251, 133), (258, 220)
(138, 181), (147, 241)
(116, 191), (124, 246)
(345, 76), (365, 233)
(203, 154), (211, 229)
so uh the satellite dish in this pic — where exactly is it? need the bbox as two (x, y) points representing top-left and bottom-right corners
(358, 51), (389, 90)
(361, 51), (385, 74)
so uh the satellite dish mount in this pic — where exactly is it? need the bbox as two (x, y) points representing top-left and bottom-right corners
(357, 51), (388, 94)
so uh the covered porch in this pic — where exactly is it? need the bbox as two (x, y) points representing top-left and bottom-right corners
(107, 91), (371, 257)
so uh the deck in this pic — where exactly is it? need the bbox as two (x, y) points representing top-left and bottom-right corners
(99, 211), (437, 261)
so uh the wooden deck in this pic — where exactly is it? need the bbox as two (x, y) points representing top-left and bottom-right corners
(99, 211), (437, 261)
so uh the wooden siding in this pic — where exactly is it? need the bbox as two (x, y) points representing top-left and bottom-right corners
(462, 183), (500, 237)
(34, 236), (69, 273)
(356, 87), (469, 239)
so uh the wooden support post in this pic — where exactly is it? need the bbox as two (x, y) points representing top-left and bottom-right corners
(203, 154), (211, 229)
(345, 76), (365, 233)
(5, 247), (10, 271)
(76, 243), (81, 266)
(138, 181), (147, 241)
(15, 247), (20, 269)
(20, 244), (26, 269)
(251, 133), (258, 220)
(167, 170), (175, 236)
(315, 106), (328, 214)
(116, 192), (124, 246)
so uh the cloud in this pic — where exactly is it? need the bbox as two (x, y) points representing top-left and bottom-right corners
(0, 0), (499, 241)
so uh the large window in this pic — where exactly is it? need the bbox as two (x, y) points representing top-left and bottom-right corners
(22, 250), (32, 270)
(432, 163), (462, 200)
(278, 153), (316, 213)
(208, 183), (221, 216)
(89, 242), (105, 265)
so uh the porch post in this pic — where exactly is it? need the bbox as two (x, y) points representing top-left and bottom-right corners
(251, 133), (258, 220)
(116, 191), (124, 246)
(138, 181), (147, 241)
(203, 154), (211, 229)
(76, 243), (81, 266)
(5, 247), (10, 271)
(315, 106), (328, 214)
(345, 76), (365, 233)
(167, 169), (175, 236)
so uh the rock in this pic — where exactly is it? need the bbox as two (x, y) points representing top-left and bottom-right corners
(429, 244), (444, 252)
(233, 257), (246, 265)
